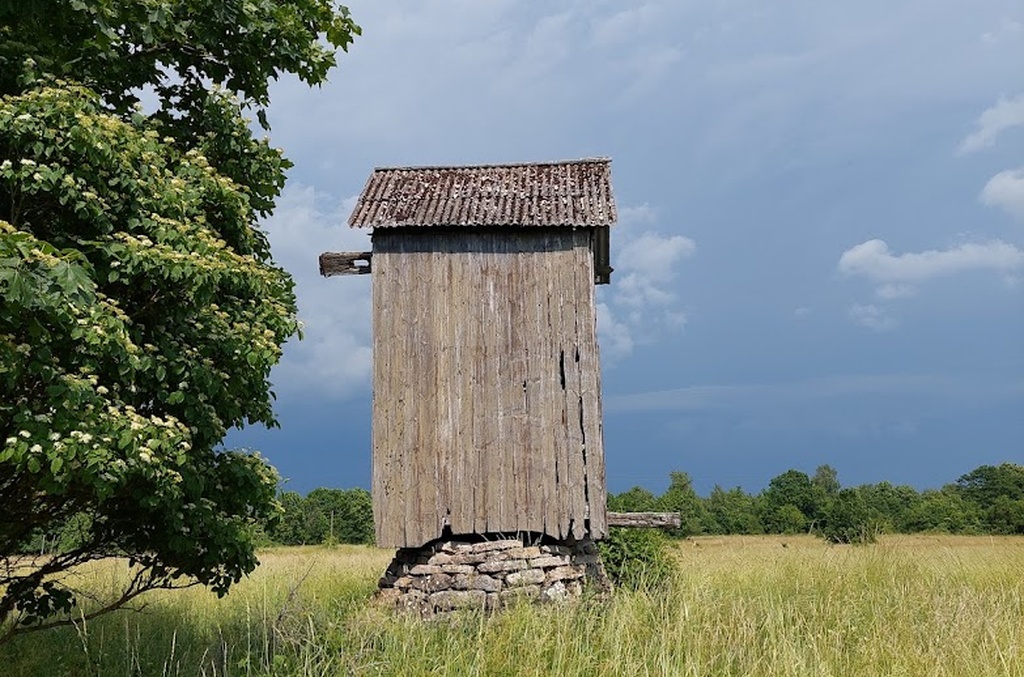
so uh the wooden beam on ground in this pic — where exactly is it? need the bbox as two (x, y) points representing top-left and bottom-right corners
(319, 251), (372, 277)
(607, 511), (681, 529)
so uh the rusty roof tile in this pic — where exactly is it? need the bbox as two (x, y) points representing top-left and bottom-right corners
(348, 158), (616, 228)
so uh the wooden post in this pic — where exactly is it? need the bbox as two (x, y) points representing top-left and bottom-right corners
(606, 512), (681, 529)
(319, 251), (372, 277)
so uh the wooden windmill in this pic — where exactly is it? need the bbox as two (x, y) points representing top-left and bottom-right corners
(320, 158), (616, 550)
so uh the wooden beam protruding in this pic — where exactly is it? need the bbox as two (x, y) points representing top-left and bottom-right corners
(319, 251), (372, 277)
(607, 512), (681, 529)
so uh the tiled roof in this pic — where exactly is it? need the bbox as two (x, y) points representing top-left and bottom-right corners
(348, 158), (616, 228)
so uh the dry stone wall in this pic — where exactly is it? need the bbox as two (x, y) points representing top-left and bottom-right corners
(377, 535), (608, 615)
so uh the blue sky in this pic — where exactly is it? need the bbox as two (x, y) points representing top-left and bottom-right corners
(228, 0), (1024, 496)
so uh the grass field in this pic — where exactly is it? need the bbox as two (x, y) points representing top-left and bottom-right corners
(2, 535), (1023, 676)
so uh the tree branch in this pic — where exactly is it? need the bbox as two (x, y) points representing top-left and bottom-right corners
(0, 567), (197, 647)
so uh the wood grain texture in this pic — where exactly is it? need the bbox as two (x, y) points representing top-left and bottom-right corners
(370, 228), (608, 548)
(607, 512), (682, 529)
(319, 251), (372, 276)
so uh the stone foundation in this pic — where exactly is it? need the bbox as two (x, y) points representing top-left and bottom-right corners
(376, 534), (608, 616)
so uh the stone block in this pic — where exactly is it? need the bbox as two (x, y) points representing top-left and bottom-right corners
(427, 552), (455, 565)
(540, 544), (573, 556)
(440, 564), (476, 575)
(410, 564), (442, 575)
(374, 587), (403, 607)
(499, 585), (541, 604)
(411, 573), (452, 593)
(470, 574), (504, 593)
(471, 539), (522, 553)
(545, 566), (585, 583)
(574, 553), (601, 565)
(506, 569), (546, 587)
(430, 590), (487, 611)
(396, 590), (428, 613)
(529, 555), (570, 569)
(477, 558), (527, 573)
(506, 546), (542, 559)
(453, 573), (503, 593)
(540, 581), (569, 602)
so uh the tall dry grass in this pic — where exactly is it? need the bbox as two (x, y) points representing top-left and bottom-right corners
(2, 536), (1022, 676)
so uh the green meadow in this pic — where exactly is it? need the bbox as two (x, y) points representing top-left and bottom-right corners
(3, 536), (1023, 677)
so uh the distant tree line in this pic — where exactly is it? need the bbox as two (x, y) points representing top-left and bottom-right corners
(37, 464), (1020, 552)
(256, 463), (1024, 548)
(25, 487), (376, 555)
(610, 463), (1024, 543)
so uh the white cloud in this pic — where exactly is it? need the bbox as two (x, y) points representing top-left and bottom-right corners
(847, 303), (896, 332)
(838, 238), (1024, 287)
(615, 203), (657, 225)
(263, 0), (1024, 185)
(838, 238), (1024, 329)
(596, 302), (634, 357)
(957, 93), (1024, 154)
(616, 232), (697, 308)
(981, 17), (1023, 45)
(597, 204), (697, 358)
(590, 3), (666, 47)
(261, 185), (374, 397)
(981, 167), (1024, 221)
(875, 283), (915, 300)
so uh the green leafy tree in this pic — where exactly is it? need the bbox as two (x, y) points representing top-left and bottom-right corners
(609, 486), (660, 512)
(334, 488), (374, 545)
(982, 495), (1024, 535)
(820, 488), (879, 544)
(297, 488), (333, 544)
(0, 0), (358, 134)
(0, 0), (359, 642)
(704, 485), (762, 535)
(269, 491), (310, 546)
(811, 464), (841, 499)
(902, 490), (980, 533)
(856, 481), (920, 533)
(759, 470), (821, 533)
(952, 464), (1024, 533)
(657, 470), (711, 537)
(954, 464), (1024, 506)
(305, 488), (375, 545)
(764, 503), (809, 534)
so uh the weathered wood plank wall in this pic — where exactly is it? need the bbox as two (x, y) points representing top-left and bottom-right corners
(371, 228), (607, 548)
